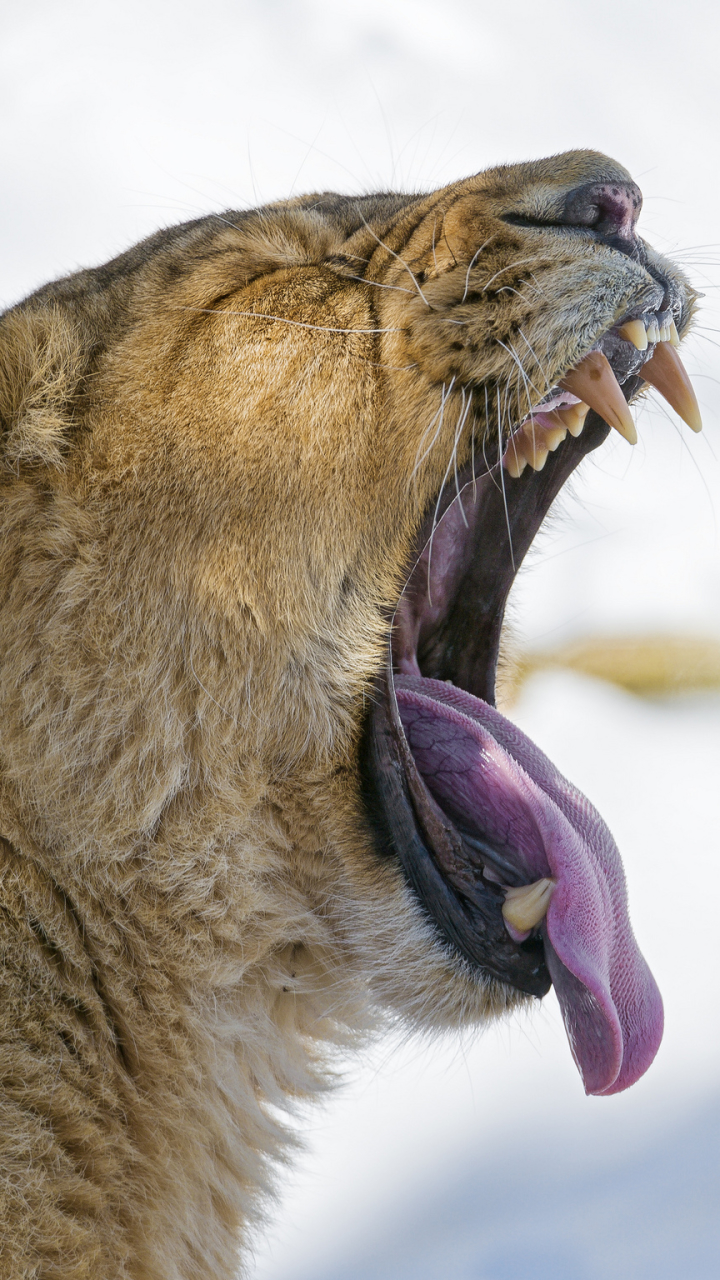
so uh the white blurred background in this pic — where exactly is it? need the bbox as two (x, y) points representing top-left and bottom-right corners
(3, 3), (720, 1276)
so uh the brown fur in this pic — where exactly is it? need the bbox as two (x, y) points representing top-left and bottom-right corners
(0, 152), (692, 1277)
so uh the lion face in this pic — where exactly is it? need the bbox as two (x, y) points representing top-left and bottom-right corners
(0, 151), (699, 1125)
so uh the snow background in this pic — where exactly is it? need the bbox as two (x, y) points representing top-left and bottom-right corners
(2, 2), (720, 1276)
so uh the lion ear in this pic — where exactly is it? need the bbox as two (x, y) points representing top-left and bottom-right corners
(0, 304), (86, 469)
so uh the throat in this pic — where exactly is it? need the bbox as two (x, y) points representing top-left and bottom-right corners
(392, 412), (610, 704)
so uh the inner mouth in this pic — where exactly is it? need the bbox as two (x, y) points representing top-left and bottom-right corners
(362, 310), (701, 1097)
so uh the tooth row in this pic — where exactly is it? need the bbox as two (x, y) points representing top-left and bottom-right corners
(503, 334), (702, 479)
(618, 315), (680, 351)
(504, 402), (590, 477)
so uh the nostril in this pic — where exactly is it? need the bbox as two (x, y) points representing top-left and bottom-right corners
(562, 181), (642, 240)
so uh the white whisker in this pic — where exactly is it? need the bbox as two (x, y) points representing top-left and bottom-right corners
(462, 240), (494, 303)
(355, 209), (432, 308)
(496, 386), (516, 571)
(411, 377), (456, 484)
(176, 306), (401, 336)
(481, 258), (539, 293)
(452, 390), (472, 525)
(343, 275), (416, 297)
(496, 338), (543, 409)
(517, 328), (552, 396)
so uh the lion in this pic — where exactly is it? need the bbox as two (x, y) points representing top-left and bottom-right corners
(0, 150), (700, 1278)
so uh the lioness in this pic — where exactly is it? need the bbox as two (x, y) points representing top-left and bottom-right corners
(0, 150), (700, 1278)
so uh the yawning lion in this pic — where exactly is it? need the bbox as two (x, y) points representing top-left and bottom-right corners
(0, 150), (700, 1278)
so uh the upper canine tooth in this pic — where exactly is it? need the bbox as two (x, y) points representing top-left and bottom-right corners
(618, 319), (648, 351)
(502, 878), (555, 932)
(641, 342), (703, 433)
(669, 320), (680, 347)
(559, 351), (638, 444)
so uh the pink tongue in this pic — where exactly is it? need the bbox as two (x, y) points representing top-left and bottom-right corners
(395, 675), (663, 1096)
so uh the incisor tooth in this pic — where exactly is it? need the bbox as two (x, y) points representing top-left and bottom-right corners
(647, 322), (660, 344)
(618, 319), (648, 351)
(502, 878), (556, 932)
(560, 351), (637, 445)
(641, 341), (703, 433)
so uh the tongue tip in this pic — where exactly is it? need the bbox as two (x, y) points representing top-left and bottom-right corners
(580, 982), (664, 1098)
(547, 938), (664, 1099)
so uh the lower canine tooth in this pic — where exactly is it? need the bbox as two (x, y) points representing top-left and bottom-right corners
(641, 341), (703, 433)
(560, 351), (637, 445)
(502, 878), (556, 932)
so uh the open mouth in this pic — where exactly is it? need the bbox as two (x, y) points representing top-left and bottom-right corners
(362, 307), (701, 1096)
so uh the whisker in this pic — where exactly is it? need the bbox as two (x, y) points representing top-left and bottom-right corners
(452, 390), (472, 526)
(646, 398), (718, 525)
(431, 216), (439, 276)
(496, 386), (516, 571)
(462, 240), (494, 303)
(411, 377), (456, 484)
(342, 275), (416, 297)
(176, 306), (401, 336)
(481, 258), (540, 293)
(427, 431), (461, 604)
(355, 209), (432, 308)
(517, 329), (552, 396)
(496, 338), (543, 406)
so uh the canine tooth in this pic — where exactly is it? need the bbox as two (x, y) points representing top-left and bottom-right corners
(618, 319), (648, 351)
(502, 878), (555, 932)
(560, 351), (637, 445)
(558, 402), (590, 436)
(641, 341), (703, 432)
(669, 320), (680, 347)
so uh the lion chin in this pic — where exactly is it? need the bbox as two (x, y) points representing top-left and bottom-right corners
(0, 149), (700, 1277)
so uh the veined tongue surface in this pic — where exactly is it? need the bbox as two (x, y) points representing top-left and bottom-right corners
(395, 675), (663, 1096)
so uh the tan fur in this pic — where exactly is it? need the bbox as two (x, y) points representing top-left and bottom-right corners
(0, 152), (693, 1277)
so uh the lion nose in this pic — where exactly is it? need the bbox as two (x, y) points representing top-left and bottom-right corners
(562, 180), (642, 241)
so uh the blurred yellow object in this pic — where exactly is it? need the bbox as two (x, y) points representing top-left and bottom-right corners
(504, 636), (720, 702)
